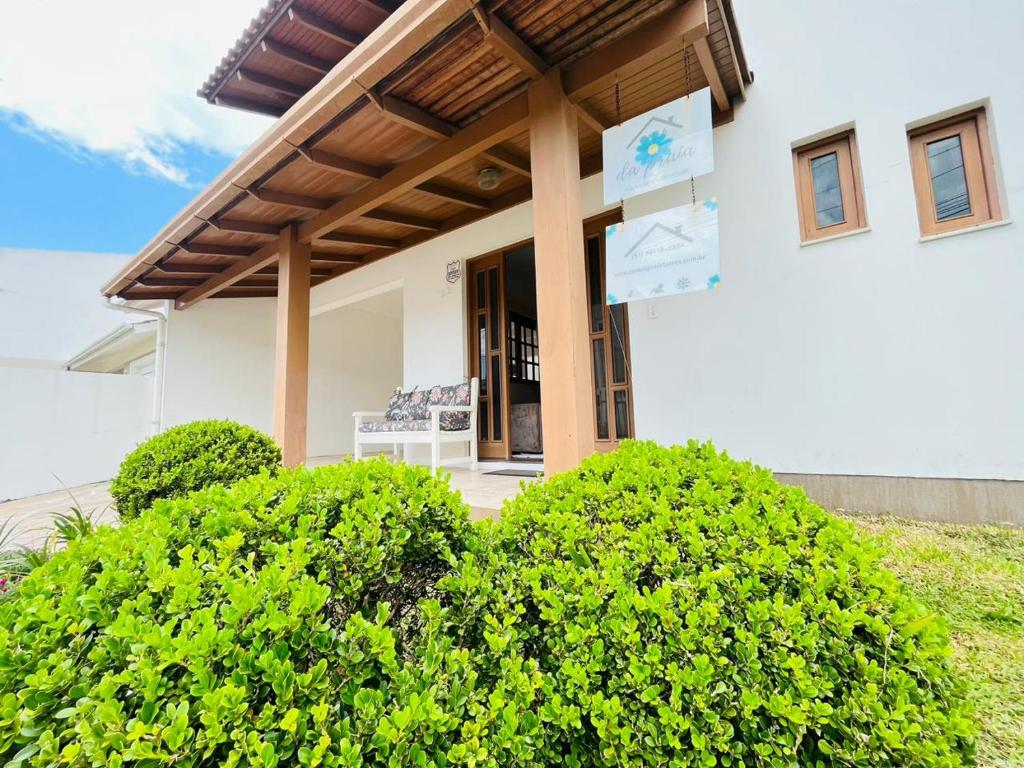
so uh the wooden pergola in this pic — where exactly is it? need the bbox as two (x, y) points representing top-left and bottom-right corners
(103, 0), (750, 470)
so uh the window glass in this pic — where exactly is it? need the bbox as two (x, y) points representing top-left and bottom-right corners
(927, 135), (971, 221)
(491, 356), (502, 441)
(587, 237), (604, 332)
(592, 339), (608, 440)
(811, 151), (845, 227)
(614, 390), (630, 440)
(609, 303), (627, 385)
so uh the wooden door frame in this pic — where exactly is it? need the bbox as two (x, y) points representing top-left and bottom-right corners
(466, 249), (518, 460)
(464, 210), (628, 461)
(583, 210), (635, 452)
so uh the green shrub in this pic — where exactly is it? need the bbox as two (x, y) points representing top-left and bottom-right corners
(110, 420), (282, 520)
(0, 458), (486, 767)
(444, 441), (975, 767)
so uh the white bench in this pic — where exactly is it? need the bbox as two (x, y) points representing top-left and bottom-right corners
(353, 378), (479, 473)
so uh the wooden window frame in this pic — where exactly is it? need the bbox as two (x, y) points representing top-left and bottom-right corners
(908, 108), (1002, 237)
(792, 130), (868, 243)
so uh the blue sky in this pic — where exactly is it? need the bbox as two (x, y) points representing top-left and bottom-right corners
(0, 0), (269, 256)
(0, 119), (237, 254)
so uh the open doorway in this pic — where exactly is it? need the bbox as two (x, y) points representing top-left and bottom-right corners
(467, 217), (634, 465)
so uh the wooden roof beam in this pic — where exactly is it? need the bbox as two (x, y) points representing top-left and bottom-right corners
(176, 242), (257, 257)
(299, 91), (528, 241)
(575, 99), (611, 134)
(562, 0), (710, 102)
(157, 262), (224, 275)
(176, 240), (280, 309)
(310, 252), (366, 264)
(236, 68), (306, 99)
(315, 233), (398, 249)
(246, 186), (332, 210)
(472, 6), (548, 80)
(352, 0), (397, 15)
(207, 217), (281, 236)
(214, 95), (286, 118)
(361, 209), (441, 231)
(370, 92), (530, 176)
(693, 35), (730, 110)
(298, 147), (384, 181)
(260, 39), (333, 75)
(287, 7), (363, 48)
(417, 181), (490, 209)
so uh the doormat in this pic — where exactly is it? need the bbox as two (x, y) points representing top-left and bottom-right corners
(484, 469), (543, 478)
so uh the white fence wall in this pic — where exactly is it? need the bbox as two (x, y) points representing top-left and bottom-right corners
(0, 367), (152, 500)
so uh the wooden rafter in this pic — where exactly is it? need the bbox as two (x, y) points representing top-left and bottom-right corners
(176, 241), (279, 308)
(236, 68), (306, 99)
(562, 0), (709, 101)
(157, 262), (223, 274)
(471, 6), (547, 80)
(352, 0), (396, 16)
(314, 233), (398, 249)
(692, 35), (729, 111)
(287, 7), (363, 48)
(310, 252), (365, 264)
(214, 95), (285, 117)
(246, 187), (332, 210)
(208, 217), (280, 236)
(417, 181), (490, 209)
(574, 99), (611, 134)
(176, 242), (256, 257)
(298, 147), (384, 181)
(370, 92), (530, 176)
(361, 209), (441, 230)
(261, 39), (333, 74)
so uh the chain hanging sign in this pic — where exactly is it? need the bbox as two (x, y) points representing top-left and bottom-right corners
(605, 199), (720, 305)
(602, 87), (714, 204)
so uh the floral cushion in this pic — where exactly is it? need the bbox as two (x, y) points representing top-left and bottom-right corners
(385, 387), (420, 421)
(359, 419), (433, 433)
(380, 382), (472, 431)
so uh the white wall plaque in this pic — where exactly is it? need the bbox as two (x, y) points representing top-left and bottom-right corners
(602, 88), (714, 204)
(605, 200), (720, 305)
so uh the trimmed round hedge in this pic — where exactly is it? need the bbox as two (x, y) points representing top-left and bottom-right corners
(444, 441), (975, 766)
(0, 458), (478, 767)
(0, 443), (973, 767)
(110, 419), (282, 520)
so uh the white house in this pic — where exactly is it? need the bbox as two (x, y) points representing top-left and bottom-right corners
(98, 0), (1023, 523)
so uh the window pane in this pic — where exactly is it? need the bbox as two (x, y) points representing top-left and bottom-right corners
(587, 237), (604, 332)
(488, 269), (499, 350)
(476, 270), (485, 309)
(614, 390), (630, 440)
(592, 339), (608, 440)
(811, 151), (845, 227)
(479, 399), (489, 441)
(491, 355), (502, 441)
(609, 303), (627, 385)
(477, 315), (487, 395)
(927, 135), (972, 221)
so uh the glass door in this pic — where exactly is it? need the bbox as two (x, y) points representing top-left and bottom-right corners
(467, 253), (511, 459)
(585, 231), (634, 451)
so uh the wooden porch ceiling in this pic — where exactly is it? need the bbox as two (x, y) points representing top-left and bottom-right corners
(104, 0), (751, 306)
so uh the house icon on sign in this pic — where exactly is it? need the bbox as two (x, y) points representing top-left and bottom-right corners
(627, 116), (685, 148)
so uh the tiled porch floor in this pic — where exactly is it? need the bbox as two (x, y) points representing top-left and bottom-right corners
(0, 458), (537, 549)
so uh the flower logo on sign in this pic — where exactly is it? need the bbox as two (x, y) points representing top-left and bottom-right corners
(635, 130), (673, 166)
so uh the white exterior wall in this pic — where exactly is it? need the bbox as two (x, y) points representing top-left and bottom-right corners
(162, 294), (402, 458)
(0, 368), (152, 499)
(158, 0), (1022, 484)
(623, 0), (1023, 480)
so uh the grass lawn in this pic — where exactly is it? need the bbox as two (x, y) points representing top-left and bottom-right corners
(850, 515), (1024, 768)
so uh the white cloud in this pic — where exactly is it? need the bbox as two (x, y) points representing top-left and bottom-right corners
(0, 0), (273, 185)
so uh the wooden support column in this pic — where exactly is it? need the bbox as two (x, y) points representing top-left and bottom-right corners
(274, 225), (311, 467)
(528, 68), (595, 475)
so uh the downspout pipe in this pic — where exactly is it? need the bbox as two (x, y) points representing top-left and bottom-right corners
(104, 298), (168, 436)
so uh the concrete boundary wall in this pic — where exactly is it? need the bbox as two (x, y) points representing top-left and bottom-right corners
(0, 367), (152, 500)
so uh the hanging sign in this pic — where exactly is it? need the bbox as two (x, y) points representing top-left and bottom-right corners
(445, 260), (462, 284)
(602, 88), (714, 204)
(605, 199), (720, 305)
